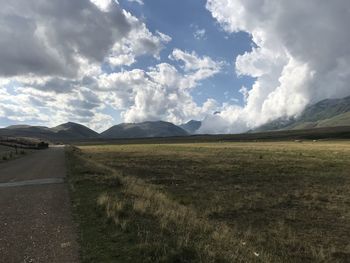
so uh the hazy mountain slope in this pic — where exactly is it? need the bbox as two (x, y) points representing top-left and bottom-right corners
(180, 120), (202, 134)
(101, 121), (188, 139)
(256, 96), (350, 132)
(289, 112), (350, 130)
(316, 112), (350, 127)
(253, 118), (295, 132)
(290, 96), (350, 126)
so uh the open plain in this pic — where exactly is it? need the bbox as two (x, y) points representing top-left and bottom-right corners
(67, 140), (350, 262)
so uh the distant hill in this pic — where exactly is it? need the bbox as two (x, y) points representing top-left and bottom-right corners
(180, 120), (202, 134)
(51, 122), (99, 139)
(0, 125), (54, 139)
(101, 121), (188, 139)
(0, 121), (188, 141)
(0, 122), (99, 141)
(256, 96), (350, 132)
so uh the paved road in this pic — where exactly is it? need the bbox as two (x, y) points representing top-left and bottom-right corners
(0, 146), (79, 263)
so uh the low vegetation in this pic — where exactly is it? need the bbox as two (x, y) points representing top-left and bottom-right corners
(0, 145), (28, 162)
(67, 141), (350, 262)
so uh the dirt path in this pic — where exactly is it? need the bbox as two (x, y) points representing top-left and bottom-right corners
(0, 146), (79, 263)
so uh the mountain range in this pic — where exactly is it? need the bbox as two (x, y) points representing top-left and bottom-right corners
(0, 122), (99, 141)
(101, 121), (188, 139)
(0, 121), (192, 141)
(1, 95), (350, 141)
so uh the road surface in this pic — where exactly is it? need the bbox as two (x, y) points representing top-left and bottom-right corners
(0, 146), (79, 263)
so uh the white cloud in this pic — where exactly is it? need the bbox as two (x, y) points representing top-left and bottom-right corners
(127, 0), (144, 5)
(0, 0), (128, 78)
(202, 0), (350, 133)
(194, 28), (206, 40)
(97, 49), (223, 124)
(170, 49), (223, 74)
(0, 46), (223, 131)
(90, 0), (112, 11)
(107, 10), (172, 67)
(0, 0), (173, 130)
(0, 84), (114, 131)
(0, 0), (169, 79)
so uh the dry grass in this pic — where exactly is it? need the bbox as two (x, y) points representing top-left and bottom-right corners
(80, 153), (265, 262)
(68, 141), (350, 262)
(0, 145), (28, 162)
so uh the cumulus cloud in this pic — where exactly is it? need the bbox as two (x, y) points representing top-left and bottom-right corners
(0, 0), (128, 77)
(0, 0), (173, 130)
(0, 83), (114, 131)
(0, 0), (170, 78)
(96, 50), (224, 124)
(170, 49), (223, 74)
(108, 12), (172, 67)
(0, 47), (223, 131)
(203, 0), (350, 133)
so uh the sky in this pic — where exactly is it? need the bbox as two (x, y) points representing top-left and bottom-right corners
(0, 0), (350, 133)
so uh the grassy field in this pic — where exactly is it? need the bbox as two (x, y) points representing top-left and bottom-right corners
(67, 141), (350, 262)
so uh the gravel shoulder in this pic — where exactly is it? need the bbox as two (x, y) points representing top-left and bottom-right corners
(0, 146), (79, 263)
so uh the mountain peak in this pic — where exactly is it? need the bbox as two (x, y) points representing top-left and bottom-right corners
(54, 122), (82, 128)
(51, 122), (99, 139)
(180, 120), (202, 134)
